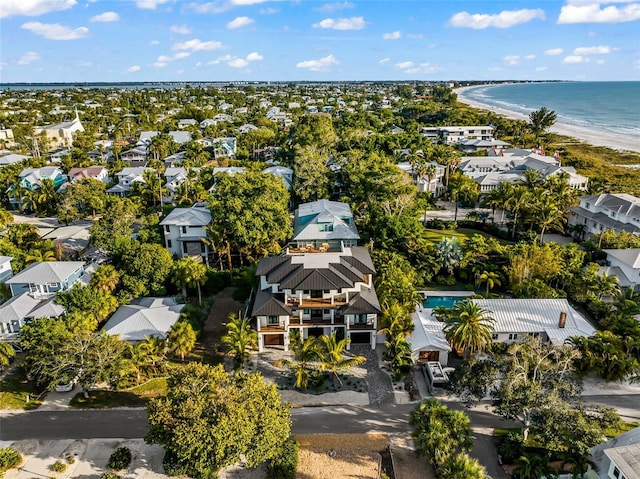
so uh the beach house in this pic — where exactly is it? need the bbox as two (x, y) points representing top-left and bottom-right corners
(568, 193), (640, 238)
(160, 206), (212, 264)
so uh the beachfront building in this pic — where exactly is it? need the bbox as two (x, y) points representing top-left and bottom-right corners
(252, 200), (380, 351)
(421, 125), (495, 145)
(568, 193), (640, 238)
(599, 249), (640, 292)
(458, 149), (588, 193)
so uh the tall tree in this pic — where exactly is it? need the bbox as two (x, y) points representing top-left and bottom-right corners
(528, 107), (557, 137)
(447, 172), (479, 222)
(171, 257), (208, 304)
(0, 341), (15, 370)
(443, 300), (495, 357)
(167, 321), (196, 361)
(221, 313), (258, 368)
(90, 265), (121, 293)
(146, 363), (291, 478)
(316, 333), (365, 386)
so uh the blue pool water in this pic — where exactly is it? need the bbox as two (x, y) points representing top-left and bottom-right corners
(423, 296), (465, 309)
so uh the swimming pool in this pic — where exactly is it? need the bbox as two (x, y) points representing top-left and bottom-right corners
(422, 296), (466, 309)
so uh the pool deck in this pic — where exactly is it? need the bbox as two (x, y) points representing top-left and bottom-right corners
(420, 290), (475, 298)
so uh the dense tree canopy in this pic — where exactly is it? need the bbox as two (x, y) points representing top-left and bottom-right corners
(146, 363), (291, 478)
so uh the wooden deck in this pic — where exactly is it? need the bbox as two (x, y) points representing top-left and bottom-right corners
(287, 297), (347, 308)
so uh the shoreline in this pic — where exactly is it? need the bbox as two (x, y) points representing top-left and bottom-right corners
(454, 85), (640, 153)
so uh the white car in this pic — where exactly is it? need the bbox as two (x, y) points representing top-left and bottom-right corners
(55, 380), (76, 392)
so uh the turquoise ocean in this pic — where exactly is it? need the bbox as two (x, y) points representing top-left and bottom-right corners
(459, 81), (640, 139)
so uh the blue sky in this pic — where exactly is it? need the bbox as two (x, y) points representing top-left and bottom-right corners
(1, 0), (639, 82)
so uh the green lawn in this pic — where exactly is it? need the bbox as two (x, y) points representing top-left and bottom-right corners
(69, 377), (167, 409)
(0, 365), (44, 410)
(422, 227), (510, 245)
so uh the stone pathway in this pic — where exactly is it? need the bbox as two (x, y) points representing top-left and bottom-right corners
(352, 346), (395, 408)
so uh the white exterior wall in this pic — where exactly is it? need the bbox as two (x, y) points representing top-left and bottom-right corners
(162, 224), (209, 259)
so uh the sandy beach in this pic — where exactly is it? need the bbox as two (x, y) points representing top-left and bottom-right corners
(455, 85), (640, 153)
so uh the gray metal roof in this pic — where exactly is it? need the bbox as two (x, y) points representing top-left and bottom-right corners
(604, 248), (640, 269)
(0, 294), (40, 322)
(342, 287), (381, 315)
(159, 207), (211, 226)
(293, 200), (359, 242)
(26, 298), (65, 319)
(251, 290), (292, 316)
(6, 261), (84, 285)
(102, 297), (185, 342)
(591, 427), (640, 479)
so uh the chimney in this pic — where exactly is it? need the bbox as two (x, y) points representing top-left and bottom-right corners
(558, 312), (567, 329)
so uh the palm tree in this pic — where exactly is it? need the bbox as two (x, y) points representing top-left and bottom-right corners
(481, 182), (512, 224)
(141, 336), (166, 371)
(447, 172), (479, 222)
(124, 342), (152, 384)
(536, 196), (565, 243)
(167, 321), (196, 362)
(24, 248), (56, 265)
(437, 453), (487, 479)
(90, 265), (121, 293)
(275, 336), (320, 390)
(444, 300), (495, 357)
(478, 270), (501, 298)
(434, 237), (463, 276)
(171, 257), (208, 304)
(0, 341), (15, 370)
(317, 333), (365, 386)
(528, 107), (557, 138)
(597, 271), (620, 300)
(506, 186), (531, 238)
(221, 312), (258, 368)
(513, 453), (557, 479)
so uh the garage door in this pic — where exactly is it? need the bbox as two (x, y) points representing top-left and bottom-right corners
(264, 334), (284, 346)
(350, 332), (371, 344)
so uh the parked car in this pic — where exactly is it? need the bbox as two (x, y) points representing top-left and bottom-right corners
(55, 381), (75, 392)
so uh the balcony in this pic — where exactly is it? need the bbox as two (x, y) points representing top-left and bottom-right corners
(287, 242), (342, 254)
(286, 297), (347, 308)
(258, 324), (286, 332)
(289, 317), (345, 327)
(348, 321), (376, 330)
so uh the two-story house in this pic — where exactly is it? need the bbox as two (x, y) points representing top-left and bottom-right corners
(8, 166), (66, 210)
(0, 256), (14, 284)
(252, 200), (380, 352)
(35, 112), (84, 149)
(159, 206), (212, 264)
(600, 249), (640, 292)
(106, 167), (150, 197)
(421, 125), (495, 145)
(569, 193), (640, 238)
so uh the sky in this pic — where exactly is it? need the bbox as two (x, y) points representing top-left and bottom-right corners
(1, 0), (639, 83)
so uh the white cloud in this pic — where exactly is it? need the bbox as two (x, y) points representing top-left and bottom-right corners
(545, 48), (564, 55)
(227, 16), (254, 29)
(379, 58), (390, 64)
(173, 52), (191, 60)
(296, 54), (339, 71)
(313, 16), (365, 30)
(90, 11), (119, 22)
(525, 54), (536, 60)
(228, 58), (249, 68)
(170, 25), (192, 34)
(314, 2), (354, 13)
(449, 8), (545, 29)
(504, 55), (520, 65)
(155, 52), (191, 66)
(394, 61), (414, 69)
(260, 7), (277, 14)
(149, 40), (160, 45)
(127, 65), (141, 72)
(21, 22), (89, 40)
(536, 66), (548, 71)
(173, 38), (224, 51)
(18, 51), (40, 65)
(246, 51), (263, 61)
(563, 55), (589, 63)
(154, 62), (167, 68)
(190, 0), (266, 14)
(0, 0), (76, 18)
(573, 45), (614, 54)
(135, 0), (170, 9)
(558, 2), (640, 23)
(383, 31), (401, 40)
(596, 59), (605, 64)
(406, 33), (424, 39)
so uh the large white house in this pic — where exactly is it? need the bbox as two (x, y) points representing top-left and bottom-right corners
(587, 426), (640, 479)
(159, 206), (211, 264)
(600, 249), (640, 292)
(421, 125), (495, 145)
(569, 193), (640, 238)
(35, 113), (84, 149)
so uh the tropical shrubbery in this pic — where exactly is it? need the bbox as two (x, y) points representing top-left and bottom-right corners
(266, 438), (299, 479)
(107, 447), (132, 471)
(0, 447), (22, 475)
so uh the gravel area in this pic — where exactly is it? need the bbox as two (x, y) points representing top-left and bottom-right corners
(352, 345), (395, 408)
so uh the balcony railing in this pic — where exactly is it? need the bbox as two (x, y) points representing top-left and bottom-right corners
(286, 297), (347, 308)
(258, 324), (286, 332)
(348, 321), (375, 330)
(289, 317), (345, 327)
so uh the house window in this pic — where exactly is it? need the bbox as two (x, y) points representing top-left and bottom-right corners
(319, 223), (334, 232)
(165, 225), (170, 232)
(183, 243), (188, 253)
(323, 309), (331, 315)
(613, 466), (620, 478)
(201, 243), (206, 253)
(509, 333), (518, 340)
(267, 316), (279, 325)
(491, 333), (498, 340)
(48, 282), (59, 289)
(355, 314), (368, 323)
(167, 240), (172, 248)
(181, 226), (187, 234)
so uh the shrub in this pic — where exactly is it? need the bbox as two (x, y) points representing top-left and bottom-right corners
(50, 461), (67, 473)
(0, 447), (22, 473)
(266, 439), (298, 479)
(162, 450), (189, 477)
(107, 447), (132, 471)
(100, 473), (119, 479)
(497, 432), (525, 464)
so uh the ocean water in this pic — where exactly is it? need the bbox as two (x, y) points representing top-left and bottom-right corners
(459, 81), (640, 138)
